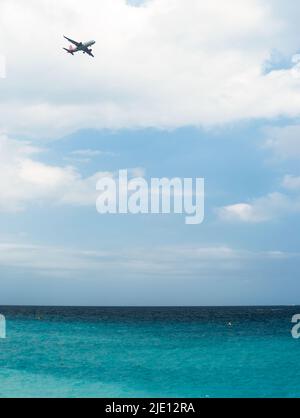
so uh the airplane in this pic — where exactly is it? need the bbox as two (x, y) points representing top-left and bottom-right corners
(63, 36), (96, 58)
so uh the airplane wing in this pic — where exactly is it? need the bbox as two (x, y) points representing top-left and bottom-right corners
(86, 49), (94, 58)
(64, 36), (81, 47)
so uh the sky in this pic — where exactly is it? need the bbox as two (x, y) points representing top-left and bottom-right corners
(0, 0), (300, 305)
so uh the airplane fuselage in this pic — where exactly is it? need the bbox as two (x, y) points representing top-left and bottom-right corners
(74, 40), (95, 53)
(83, 40), (95, 48)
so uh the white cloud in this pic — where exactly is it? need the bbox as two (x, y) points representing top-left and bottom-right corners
(67, 149), (116, 163)
(71, 149), (110, 157)
(0, 241), (294, 279)
(217, 203), (267, 223)
(265, 125), (300, 159)
(1, 0), (300, 138)
(0, 134), (110, 211)
(0, 135), (147, 212)
(282, 175), (300, 190)
(217, 191), (300, 223)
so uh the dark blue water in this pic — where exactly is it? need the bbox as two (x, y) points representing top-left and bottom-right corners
(0, 306), (299, 398)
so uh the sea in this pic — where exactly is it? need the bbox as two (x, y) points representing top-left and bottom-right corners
(0, 306), (299, 398)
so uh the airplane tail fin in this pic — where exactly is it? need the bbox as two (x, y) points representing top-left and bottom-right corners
(63, 48), (74, 55)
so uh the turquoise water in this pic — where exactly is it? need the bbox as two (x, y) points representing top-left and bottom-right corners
(0, 306), (299, 398)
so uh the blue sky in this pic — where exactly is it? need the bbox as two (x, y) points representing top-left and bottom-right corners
(0, 0), (300, 305)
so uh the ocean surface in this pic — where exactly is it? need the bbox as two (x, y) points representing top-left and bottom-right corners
(0, 306), (299, 398)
